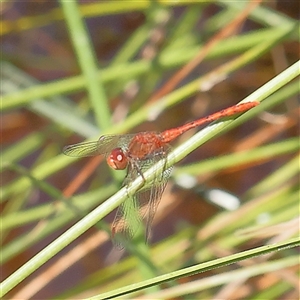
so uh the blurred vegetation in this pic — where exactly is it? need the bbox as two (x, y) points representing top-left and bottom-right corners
(1, 1), (299, 299)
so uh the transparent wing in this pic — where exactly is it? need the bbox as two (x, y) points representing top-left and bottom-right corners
(111, 188), (143, 249)
(139, 165), (173, 241)
(63, 134), (136, 157)
(111, 146), (172, 248)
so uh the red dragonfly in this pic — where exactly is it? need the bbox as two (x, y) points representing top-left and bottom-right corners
(63, 101), (259, 246)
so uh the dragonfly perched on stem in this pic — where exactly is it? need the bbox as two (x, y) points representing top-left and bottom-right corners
(63, 101), (259, 247)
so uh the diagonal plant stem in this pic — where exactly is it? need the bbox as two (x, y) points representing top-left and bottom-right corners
(0, 100), (257, 296)
(1, 61), (299, 296)
(92, 239), (300, 300)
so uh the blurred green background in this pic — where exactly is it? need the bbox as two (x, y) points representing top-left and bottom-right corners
(1, 1), (299, 299)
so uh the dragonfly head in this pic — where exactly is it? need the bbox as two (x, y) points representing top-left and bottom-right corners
(107, 148), (128, 170)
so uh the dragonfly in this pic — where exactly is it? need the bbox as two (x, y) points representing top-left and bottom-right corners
(63, 101), (259, 246)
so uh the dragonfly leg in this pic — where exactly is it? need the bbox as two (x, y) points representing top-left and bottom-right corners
(131, 160), (146, 182)
(123, 160), (146, 193)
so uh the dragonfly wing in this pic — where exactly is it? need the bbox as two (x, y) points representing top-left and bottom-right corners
(99, 134), (136, 153)
(137, 164), (172, 241)
(137, 146), (173, 240)
(111, 163), (144, 248)
(63, 141), (102, 157)
(63, 134), (136, 157)
(111, 148), (172, 247)
(111, 193), (143, 249)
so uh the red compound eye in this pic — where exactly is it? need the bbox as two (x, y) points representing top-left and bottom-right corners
(106, 148), (128, 170)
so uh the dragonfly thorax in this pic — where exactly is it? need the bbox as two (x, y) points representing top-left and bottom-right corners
(107, 148), (128, 170)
